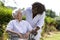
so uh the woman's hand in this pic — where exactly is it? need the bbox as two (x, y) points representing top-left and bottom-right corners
(24, 32), (30, 38)
(17, 33), (23, 39)
(35, 26), (40, 32)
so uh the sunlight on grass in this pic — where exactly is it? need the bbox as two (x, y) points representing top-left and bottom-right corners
(3, 32), (8, 40)
(3, 30), (60, 40)
(43, 32), (60, 40)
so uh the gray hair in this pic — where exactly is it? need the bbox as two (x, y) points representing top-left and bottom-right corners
(12, 8), (22, 18)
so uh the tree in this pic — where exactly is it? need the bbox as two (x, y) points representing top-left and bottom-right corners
(46, 9), (56, 18)
(55, 16), (60, 30)
(0, 1), (4, 6)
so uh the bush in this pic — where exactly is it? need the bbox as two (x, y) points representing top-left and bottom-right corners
(0, 28), (4, 37)
(45, 16), (55, 24)
(0, 6), (12, 37)
(55, 17), (60, 30)
(0, 6), (12, 25)
(41, 16), (57, 36)
(22, 16), (26, 20)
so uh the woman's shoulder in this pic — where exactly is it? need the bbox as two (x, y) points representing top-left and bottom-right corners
(9, 20), (16, 23)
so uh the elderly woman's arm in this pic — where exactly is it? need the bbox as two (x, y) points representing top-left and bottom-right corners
(6, 30), (19, 35)
(6, 30), (23, 38)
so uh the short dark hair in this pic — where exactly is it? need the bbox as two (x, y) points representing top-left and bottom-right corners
(32, 2), (46, 14)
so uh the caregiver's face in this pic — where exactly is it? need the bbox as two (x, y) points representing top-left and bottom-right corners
(16, 10), (22, 20)
(32, 6), (37, 15)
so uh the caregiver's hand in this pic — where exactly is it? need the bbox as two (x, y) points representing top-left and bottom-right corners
(24, 32), (30, 38)
(35, 26), (40, 31)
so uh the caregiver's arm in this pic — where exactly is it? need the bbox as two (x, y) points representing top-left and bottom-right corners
(35, 12), (45, 31)
(22, 10), (26, 16)
(6, 30), (20, 36)
(22, 7), (31, 16)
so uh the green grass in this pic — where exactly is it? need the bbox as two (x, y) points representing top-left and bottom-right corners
(43, 32), (60, 40)
(3, 31), (60, 40)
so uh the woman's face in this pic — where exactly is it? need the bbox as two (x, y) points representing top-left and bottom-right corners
(32, 6), (38, 15)
(15, 11), (22, 20)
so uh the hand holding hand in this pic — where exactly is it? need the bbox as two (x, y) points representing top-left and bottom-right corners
(24, 32), (30, 38)
(18, 33), (23, 39)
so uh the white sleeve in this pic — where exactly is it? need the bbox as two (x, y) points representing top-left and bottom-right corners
(6, 21), (14, 31)
(22, 7), (31, 16)
(22, 10), (26, 16)
(37, 12), (45, 28)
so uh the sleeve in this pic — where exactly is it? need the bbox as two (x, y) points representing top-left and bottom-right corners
(22, 10), (26, 16)
(22, 7), (31, 16)
(27, 22), (33, 32)
(37, 12), (45, 28)
(6, 21), (14, 31)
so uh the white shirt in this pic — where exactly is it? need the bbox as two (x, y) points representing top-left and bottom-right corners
(22, 7), (45, 28)
(6, 20), (32, 34)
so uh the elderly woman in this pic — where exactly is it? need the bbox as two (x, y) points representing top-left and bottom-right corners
(6, 8), (32, 40)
